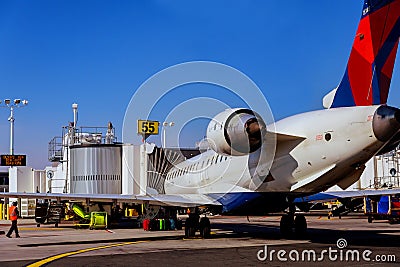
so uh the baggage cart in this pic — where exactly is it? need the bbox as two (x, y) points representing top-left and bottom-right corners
(364, 195), (400, 223)
(35, 200), (64, 227)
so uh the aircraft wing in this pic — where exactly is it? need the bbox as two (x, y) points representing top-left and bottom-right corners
(294, 188), (400, 203)
(0, 192), (222, 207)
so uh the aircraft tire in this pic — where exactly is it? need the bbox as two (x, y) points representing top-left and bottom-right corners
(280, 214), (294, 236)
(294, 215), (307, 237)
(199, 217), (211, 238)
(185, 217), (196, 238)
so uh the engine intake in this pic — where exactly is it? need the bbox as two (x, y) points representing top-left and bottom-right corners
(206, 109), (266, 156)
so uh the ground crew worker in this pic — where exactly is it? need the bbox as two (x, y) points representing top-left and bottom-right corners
(6, 201), (20, 238)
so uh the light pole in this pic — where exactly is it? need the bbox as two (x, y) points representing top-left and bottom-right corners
(162, 121), (174, 148)
(0, 99), (28, 155)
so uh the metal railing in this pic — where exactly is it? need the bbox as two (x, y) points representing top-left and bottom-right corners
(48, 124), (117, 162)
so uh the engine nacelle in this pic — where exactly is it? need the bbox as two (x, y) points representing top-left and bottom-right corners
(206, 108), (266, 156)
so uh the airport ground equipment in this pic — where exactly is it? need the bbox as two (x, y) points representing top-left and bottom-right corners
(35, 200), (63, 227)
(72, 203), (91, 228)
(89, 211), (108, 229)
(365, 195), (400, 224)
(72, 205), (108, 229)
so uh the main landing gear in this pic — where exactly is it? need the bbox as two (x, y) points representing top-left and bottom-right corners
(184, 213), (211, 239)
(280, 205), (307, 238)
(280, 214), (307, 237)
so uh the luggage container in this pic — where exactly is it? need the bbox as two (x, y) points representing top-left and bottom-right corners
(159, 219), (165, 230)
(149, 219), (158, 231)
(169, 218), (175, 230)
(143, 219), (150, 231)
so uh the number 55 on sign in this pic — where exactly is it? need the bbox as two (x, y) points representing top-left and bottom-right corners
(137, 120), (160, 135)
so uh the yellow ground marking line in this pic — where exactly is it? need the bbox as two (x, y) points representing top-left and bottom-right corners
(26, 240), (148, 267)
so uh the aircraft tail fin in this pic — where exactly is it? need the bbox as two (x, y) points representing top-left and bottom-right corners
(328, 0), (400, 108)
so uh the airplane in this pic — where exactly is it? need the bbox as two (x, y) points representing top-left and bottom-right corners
(1, 0), (400, 238)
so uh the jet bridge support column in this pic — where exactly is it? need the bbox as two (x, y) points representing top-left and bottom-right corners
(139, 143), (148, 195)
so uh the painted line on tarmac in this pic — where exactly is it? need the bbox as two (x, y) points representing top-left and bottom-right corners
(26, 240), (149, 267)
(20, 227), (69, 231)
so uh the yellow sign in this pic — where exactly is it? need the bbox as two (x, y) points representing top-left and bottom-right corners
(137, 120), (159, 135)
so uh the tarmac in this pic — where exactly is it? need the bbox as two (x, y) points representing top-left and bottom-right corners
(0, 214), (399, 266)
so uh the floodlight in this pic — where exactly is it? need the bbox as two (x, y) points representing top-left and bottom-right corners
(0, 97), (28, 155)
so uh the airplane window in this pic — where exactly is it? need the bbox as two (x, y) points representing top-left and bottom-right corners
(325, 133), (332, 141)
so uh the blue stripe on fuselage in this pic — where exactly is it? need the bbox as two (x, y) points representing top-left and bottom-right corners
(207, 192), (262, 213)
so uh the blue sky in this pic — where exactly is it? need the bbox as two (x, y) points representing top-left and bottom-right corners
(0, 0), (399, 170)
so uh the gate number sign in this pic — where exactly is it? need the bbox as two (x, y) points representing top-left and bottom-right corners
(137, 120), (159, 135)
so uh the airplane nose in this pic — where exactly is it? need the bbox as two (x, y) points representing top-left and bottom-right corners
(372, 105), (400, 142)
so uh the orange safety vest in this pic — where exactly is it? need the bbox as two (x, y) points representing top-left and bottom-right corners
(9, 206), (18, 221)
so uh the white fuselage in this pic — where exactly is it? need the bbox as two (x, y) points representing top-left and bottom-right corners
(164, 106), (383, 194)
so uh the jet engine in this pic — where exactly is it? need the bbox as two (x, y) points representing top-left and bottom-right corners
(206, 109), (266, 156)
